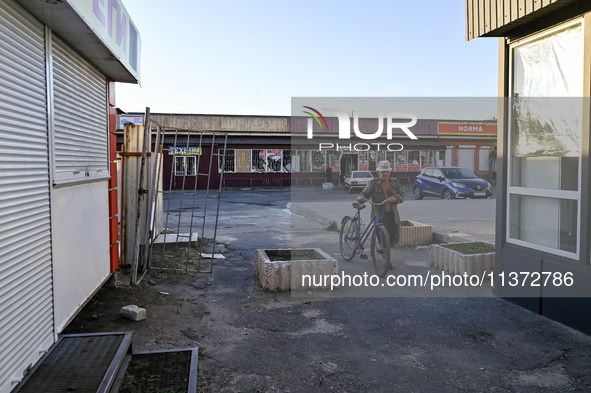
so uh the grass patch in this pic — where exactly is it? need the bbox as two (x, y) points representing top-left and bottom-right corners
(325, 221), (339, 232)
(443, 242), (495, 254)
(198, 347), (211, 358)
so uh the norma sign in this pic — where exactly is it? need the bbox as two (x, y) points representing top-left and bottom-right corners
(438, 122), (497, 136)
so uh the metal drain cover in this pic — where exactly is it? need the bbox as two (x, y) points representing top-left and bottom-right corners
(13, 332), (132, 393)
(117, 348), (199, 393)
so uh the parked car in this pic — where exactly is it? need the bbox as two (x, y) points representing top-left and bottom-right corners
(344, 171), (374, 193)
(413, 167), (493, 200)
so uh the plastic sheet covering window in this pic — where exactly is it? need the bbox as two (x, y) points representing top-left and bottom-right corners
(512, 24), (583, 158)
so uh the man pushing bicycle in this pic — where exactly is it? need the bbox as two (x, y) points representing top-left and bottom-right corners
(356, 160), (405, 248)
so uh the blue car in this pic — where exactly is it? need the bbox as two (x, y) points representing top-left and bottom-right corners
(413, 167), (493, 200)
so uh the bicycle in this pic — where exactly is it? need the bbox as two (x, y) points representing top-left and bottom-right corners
(339, 199), (391, 277)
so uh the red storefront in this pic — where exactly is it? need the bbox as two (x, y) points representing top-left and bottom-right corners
(438, 121), (497, 180)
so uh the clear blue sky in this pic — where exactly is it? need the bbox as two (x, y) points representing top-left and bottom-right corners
(116, 0), (499, 116)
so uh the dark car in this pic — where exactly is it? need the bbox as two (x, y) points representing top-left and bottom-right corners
(413, 167), (493, 200)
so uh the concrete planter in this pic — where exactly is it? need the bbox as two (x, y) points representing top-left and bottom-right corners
(255, 248), (338, 291)
(397, 220), (433, 248)
(430, 242), (495, 276)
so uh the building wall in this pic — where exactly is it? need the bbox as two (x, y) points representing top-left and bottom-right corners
(442, 140), (496, 177)
(0, 0), (133, 389)
(491, 11), (591, 333)
(0, 2), (55, 391)
(51, 182), (111, 332)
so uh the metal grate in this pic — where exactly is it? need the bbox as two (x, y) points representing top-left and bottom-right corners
(14, 334), (127, 393)
(118, 350), (196, 393)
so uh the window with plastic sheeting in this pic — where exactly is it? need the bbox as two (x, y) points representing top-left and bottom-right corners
(508, 21), (583, 258)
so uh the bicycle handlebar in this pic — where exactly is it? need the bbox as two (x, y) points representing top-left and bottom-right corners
(357, 199), (388, 206)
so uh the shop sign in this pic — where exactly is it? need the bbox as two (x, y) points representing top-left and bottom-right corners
(439, 122), (497, 136)
(169, 146), (201, 155)
(69, 0), (142, 83)
(120, 114), (143, 128)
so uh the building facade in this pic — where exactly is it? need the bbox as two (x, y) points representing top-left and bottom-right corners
(0, 0), (140, 391)
(118, 113), (494, 190)
(467, 0), (591, 333)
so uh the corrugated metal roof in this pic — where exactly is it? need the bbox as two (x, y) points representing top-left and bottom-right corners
(466, 0), (590, 40)
(117, 134), (448, 149)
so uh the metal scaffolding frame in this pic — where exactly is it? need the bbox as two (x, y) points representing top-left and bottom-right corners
(149, 121), (228, 275)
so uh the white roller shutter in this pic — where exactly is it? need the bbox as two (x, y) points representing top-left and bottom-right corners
(52, 34), (108, 185)
(0, 1), (54, 392)
(458, 146), (475, 172)
(479, 146), (490, 172)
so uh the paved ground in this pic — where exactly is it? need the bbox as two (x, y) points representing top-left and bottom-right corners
(64, 186), (591, 392)
(290, 184), (497, 244)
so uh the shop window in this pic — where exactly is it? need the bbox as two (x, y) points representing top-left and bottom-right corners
(282, 150), (292, 172)
(395, 151), (407, 171)
(266, 150), (283, 172)
(326, 150), (339, 170)
(219, 149), (235, 173)
(437, 151), (446, 166)
(421, 151), (434, 168)
(510, 195), (577, 254)
(175, 156), (196, 176)
(311, 151), (325, 171)
(384, 151), (396, 165)
(407, 151), (420, 171)
(508, 22), (582, 258)
(358, 151), (368, 171)
(252, 150), (266, 172)
(293, 150), (311, 172)
(368, 150), (377, 170)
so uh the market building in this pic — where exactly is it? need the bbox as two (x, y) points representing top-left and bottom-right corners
(438, 121), (497, 180)
(466, 0), (591, 333)
(0, 0), (140, 391)
(118, 113), (495, 190)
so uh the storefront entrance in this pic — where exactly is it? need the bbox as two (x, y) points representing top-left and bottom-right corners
(339, 154), (358, 185)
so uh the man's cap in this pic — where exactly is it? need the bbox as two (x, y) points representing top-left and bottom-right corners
(377, 160), (392, 172)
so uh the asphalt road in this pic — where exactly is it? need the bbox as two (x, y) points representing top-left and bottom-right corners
(291, 184), (496, 243)
(151, 186), (591, 392)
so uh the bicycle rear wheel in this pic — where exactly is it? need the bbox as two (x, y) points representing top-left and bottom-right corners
(340, 217), (359, 261)
(371, 224), (391, 277)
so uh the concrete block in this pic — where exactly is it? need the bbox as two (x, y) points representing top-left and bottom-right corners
(397, 221), (433, 248)
(121, 305), (146, 321)
(255, 248), (338, 291)
(430, 242), (495, 276)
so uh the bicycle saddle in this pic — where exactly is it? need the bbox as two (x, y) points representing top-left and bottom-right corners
(352, 202), (366, 211)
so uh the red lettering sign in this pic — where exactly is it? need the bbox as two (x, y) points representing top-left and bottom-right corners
(438, 122), (497, 136)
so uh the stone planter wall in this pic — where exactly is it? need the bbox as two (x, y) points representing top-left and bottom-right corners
(397, 220), (433, 248)
(255, 248), (338, 291)
(430, 242), (495, 276)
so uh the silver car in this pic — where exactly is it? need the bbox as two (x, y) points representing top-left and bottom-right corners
(344, 171), (374, 193)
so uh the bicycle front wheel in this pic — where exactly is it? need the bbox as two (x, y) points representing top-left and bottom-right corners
(371, 224), (391, 277)
(340, 217), (359, 261)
